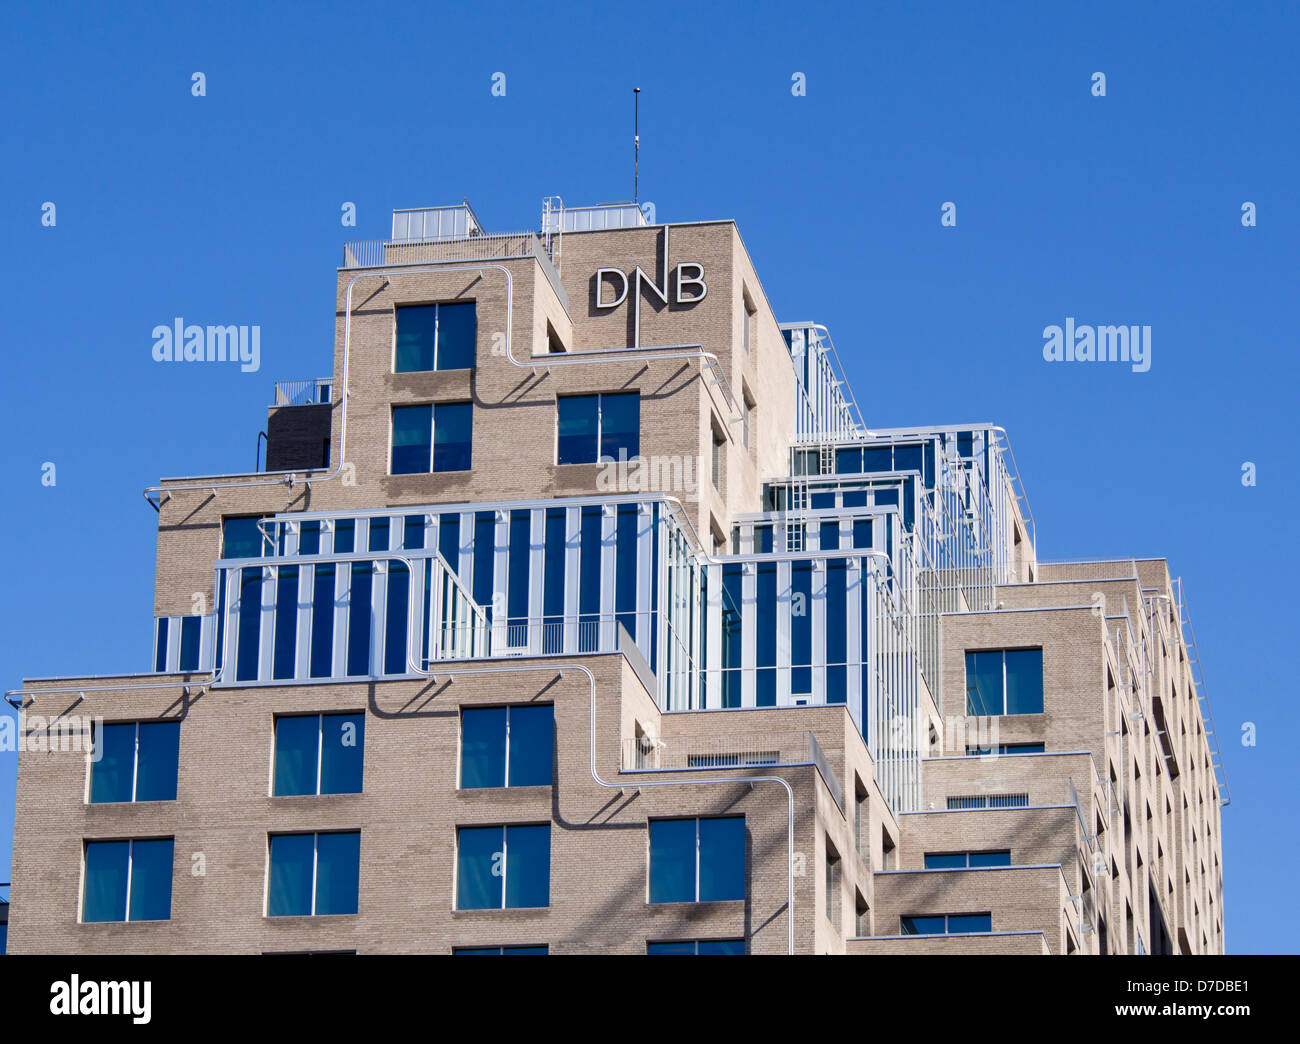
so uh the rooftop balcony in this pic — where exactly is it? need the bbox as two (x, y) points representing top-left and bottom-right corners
(272, 377), (332, 406)
(622, 728), (844, 812)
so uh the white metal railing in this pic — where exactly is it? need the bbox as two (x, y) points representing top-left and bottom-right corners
(341, 232), (569, 311)
(273, 378), (332, 406)
(622, 729), (843, 811)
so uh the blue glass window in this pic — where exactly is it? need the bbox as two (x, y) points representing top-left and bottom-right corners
(543, 509), (565, 650)
(310, 564), (336, 678)
(179, 614), (201, 672)
(924, 851), (1011, 869)
(578, 506), (602, 649)
(755, 562), (776, 707)
(434, 403), (473, 472)
(90, 721), (181, 803)
(557, 395), (598, 464)
(965, 649), (1043, 715)
(299, 520), (321, 555)
(557, 393), (639, 465)
(273, 713), (365, 796)
(395, 302), (477, 372)
(222, 516), (266, 558)
(83, 838), (174, 922)
(456, 825), (551, 910)
(720, 565), (743, 709)
(649, 817), (745, 903)
(273, 566), (299, 680)
(438, 514), (459, 563)
(268, 832), (361, 916)
(154, 618), (168, 672)
(404, 514), (426, 551)
(236, 566), (263, 682)
(384, 562), (409, 674)
(391, 405), (432, 474)
(615, 505), (638, 642)
(368, 517), (390, 552)
(346, 563), (372, 676)
(507, 510), (530, 638)
(334, 519), (355, 553)
(790, 562), (813, 696)
(454, 945), (549, 955)
(901, 912), (992, 935)
(825, 558), (848, 704)
(460, 705), (553, 788)
(648, 939), (744, 954)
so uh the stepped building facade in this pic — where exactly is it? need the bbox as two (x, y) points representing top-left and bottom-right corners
(6, 198), (1227, 954)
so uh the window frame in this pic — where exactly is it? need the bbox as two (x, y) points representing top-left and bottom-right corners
(454, 823), (552, 911)
(648, 815), (746, 904)
(964, 647), (1044, 716)
(392, 300), (478, 373)
(265, 830), (362, 918)
(458, 704), (555, 789)
(81, 837), (175, 923)
(271, 712), (366, 797)
(389, 402), (473, 475)
(555, 392), (640, 466)
(88, 720), (181, 804)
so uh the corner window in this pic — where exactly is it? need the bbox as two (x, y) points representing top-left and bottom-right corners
(460, 705), (554, 788)
(273, 713), (365, 795)
(90, 722), (180, 803)
(395, 302), (476, 372)
(900, 913), (991, 935)
(83, 839), (174, 922)
(456, 825), (551, 910)
(267, 832), (361, 916)
(556, 393), (639, 465)
(965, 648), (1043, 715)
(391, 402), (472, 474)
(649, 817), (745, 903)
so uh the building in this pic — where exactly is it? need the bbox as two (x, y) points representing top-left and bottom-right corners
(5, 198), (1227, 955)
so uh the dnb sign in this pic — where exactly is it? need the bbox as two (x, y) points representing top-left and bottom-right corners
(593, 233), (706, 348)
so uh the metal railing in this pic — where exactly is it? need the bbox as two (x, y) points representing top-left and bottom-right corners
(622, 729), (844, 812)
(341, 231), (569, 311)
(272, 377), (332, 406)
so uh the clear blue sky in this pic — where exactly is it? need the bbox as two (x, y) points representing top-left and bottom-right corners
(0, 0), (1294, 953)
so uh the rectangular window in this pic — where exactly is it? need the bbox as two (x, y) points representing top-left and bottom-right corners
(711, 430), (724, 489)
(310, 564), (336, 678)
(391, 403), (473, 474)
(90, 721), (181, 803)
(648, 939), (745, 954)
(236, 566), (263, 682)
(222, 516), (267, 558)
(83, 838), (174, 922)
(649, 817), (745, 903)
(556, 393), (639, 465)
(460, 705), (554, 788)
(454, 945), (549, 955)
(273, 713), (365, 796)
(346, 562), (372, 676)
(965, 648), (1044, 715)
(267, 832), (361, 916)
(456, 825), (551, 909)
(384, 561), (409, 674)
(924, 851), (1012, 869)
(900, 913), (992, 935)
(179, 615), (201, 672)
(394, 302), (477, 372)
(273, 566), (299, 680)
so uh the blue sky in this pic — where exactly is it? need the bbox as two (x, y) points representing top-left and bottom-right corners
(0, 0), (1294, 952)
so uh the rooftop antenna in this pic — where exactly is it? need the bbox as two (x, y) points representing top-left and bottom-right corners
(634, 87), (641, 205)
